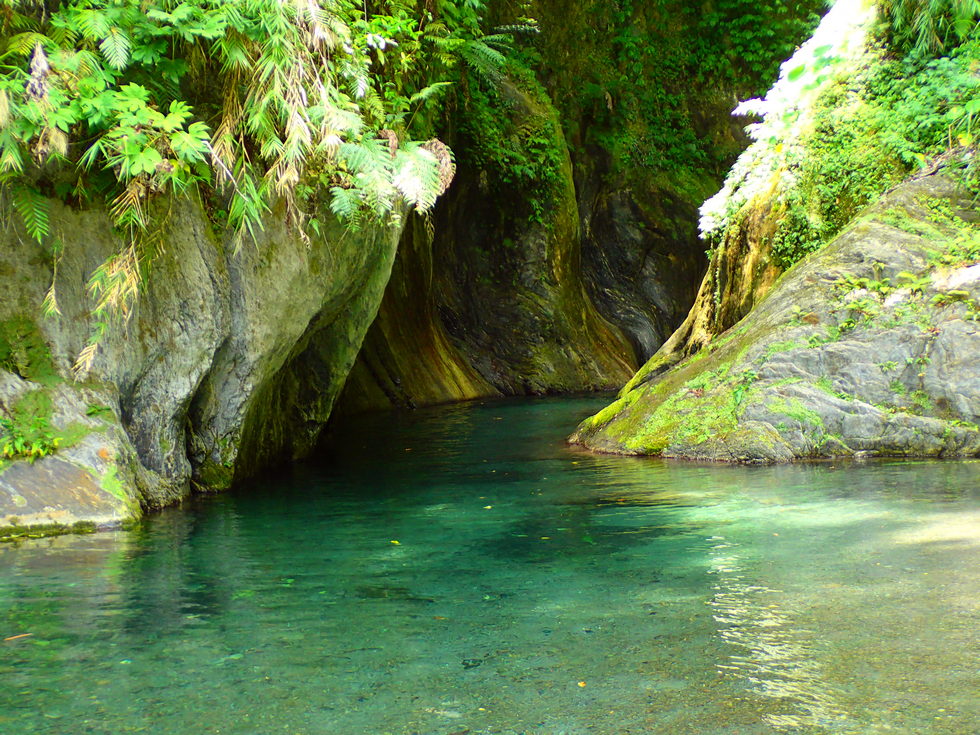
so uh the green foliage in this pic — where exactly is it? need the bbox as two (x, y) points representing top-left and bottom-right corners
(933, 229), (980, 266)
(767, 38), (980, 268)
(880, 0), (980, 57)
(525, 0), (822, 179)
(85, 403), (113, 419)
(897, 271), (933, 295)
(456, 65), (566, 223)
(0, 0), (510, 369)
(0, 390), (59, 462)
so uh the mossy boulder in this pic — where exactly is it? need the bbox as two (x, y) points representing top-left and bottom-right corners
(573, 174), (980, 461)
(0, 193), (403, 533)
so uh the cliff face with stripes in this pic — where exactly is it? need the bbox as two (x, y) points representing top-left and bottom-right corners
(335, 0), (823, 414)
(0, 1), (823, 537)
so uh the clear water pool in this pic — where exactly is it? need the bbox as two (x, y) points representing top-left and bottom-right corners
(1, 397), (978, 734)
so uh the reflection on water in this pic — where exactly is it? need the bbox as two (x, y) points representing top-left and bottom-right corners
(1, 398), (978, 734)
(708, 536), (854, 733)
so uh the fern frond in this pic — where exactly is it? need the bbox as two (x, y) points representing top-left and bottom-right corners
(409, 81), (453, 107)
(99, 27), (131, 69)
(73, 339), (100, 378)
(392, 145), (441, 213)
(0, 90), (9, 129)
(329, 185), (363, 227)
(74, 8), (110, 41)
(0, 129), (25, 173)
(460, 38), (507, 87)
(109, 180), (147, 230)
(339, 137), (392, 176)
(6, 32), (49, 56)
(42, 280), (60, 317)
(11, 184), (49, 243)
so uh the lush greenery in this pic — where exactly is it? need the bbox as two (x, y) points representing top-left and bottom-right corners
(0, 318), (92, 462)
(705, 1), (980, 270)
(440, 0), (824, 233)
(454, 63), (567, 224)
(0, 0), (516, 368)
(525, 0), (823, 177)
(769, 37), (980, 266)
(0, 389), (59, 462)
(880, 0), (980, 56)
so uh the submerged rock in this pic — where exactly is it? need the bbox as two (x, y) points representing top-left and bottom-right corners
(572, 174), (980, 461)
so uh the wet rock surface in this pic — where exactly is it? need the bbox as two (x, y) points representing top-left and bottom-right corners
(573, 174), (980, 461)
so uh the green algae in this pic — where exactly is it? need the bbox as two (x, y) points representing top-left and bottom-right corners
(0, 317), (60, 387)
(0, 520), (98, 543)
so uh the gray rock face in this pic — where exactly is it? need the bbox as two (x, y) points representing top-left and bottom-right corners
(1, 196), (401, 533)
(572, 174), (980, 461)
(576, 160), (710, 362)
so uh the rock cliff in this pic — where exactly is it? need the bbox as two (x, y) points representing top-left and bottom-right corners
(1, 198), (402, 537)
(572, 174), (980, 461)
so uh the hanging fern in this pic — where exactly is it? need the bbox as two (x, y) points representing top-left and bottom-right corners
(393, 143), (447, 213)
(0, 0), (530, 369)
(10, 184), (49, 244)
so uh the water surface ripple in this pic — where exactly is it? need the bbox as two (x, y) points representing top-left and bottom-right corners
(1, 397), (978, 734)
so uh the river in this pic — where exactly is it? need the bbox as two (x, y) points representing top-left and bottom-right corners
(1, 397), (977, 734)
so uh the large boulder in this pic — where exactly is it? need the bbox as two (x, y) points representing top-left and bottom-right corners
(572, 174), (980, 461)
(1, 196), (402, 536)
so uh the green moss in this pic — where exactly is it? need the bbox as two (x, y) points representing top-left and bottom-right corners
(196, 460), (235, 491)
(85, 403), (114, 420)
(99, 465), (126, 502)
(768, 397), (824, 429)
(620, 361), (759, 454)
(762, 338), (807, 360)
(812, 377), (857, 402)
(951, 419), (980, 432)
(878, 206), (947, 238)
(814, 376), (835, 394)
(0, 318), (60, 387)
(99, 465), (140, 516)
(626, 390), (735, 454)
(580, 388), (642, 432)
(0, 520), (97, 543)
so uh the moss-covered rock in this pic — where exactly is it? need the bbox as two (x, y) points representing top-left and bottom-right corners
(0, 193), (404, 530)
(336, 76), (636, 412)
(573, 174), (980, 461)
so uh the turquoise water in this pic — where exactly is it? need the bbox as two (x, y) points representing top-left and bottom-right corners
(1, 397), (978, 735)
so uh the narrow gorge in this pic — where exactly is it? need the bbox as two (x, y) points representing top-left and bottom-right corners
(1, 2), (978, 733)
